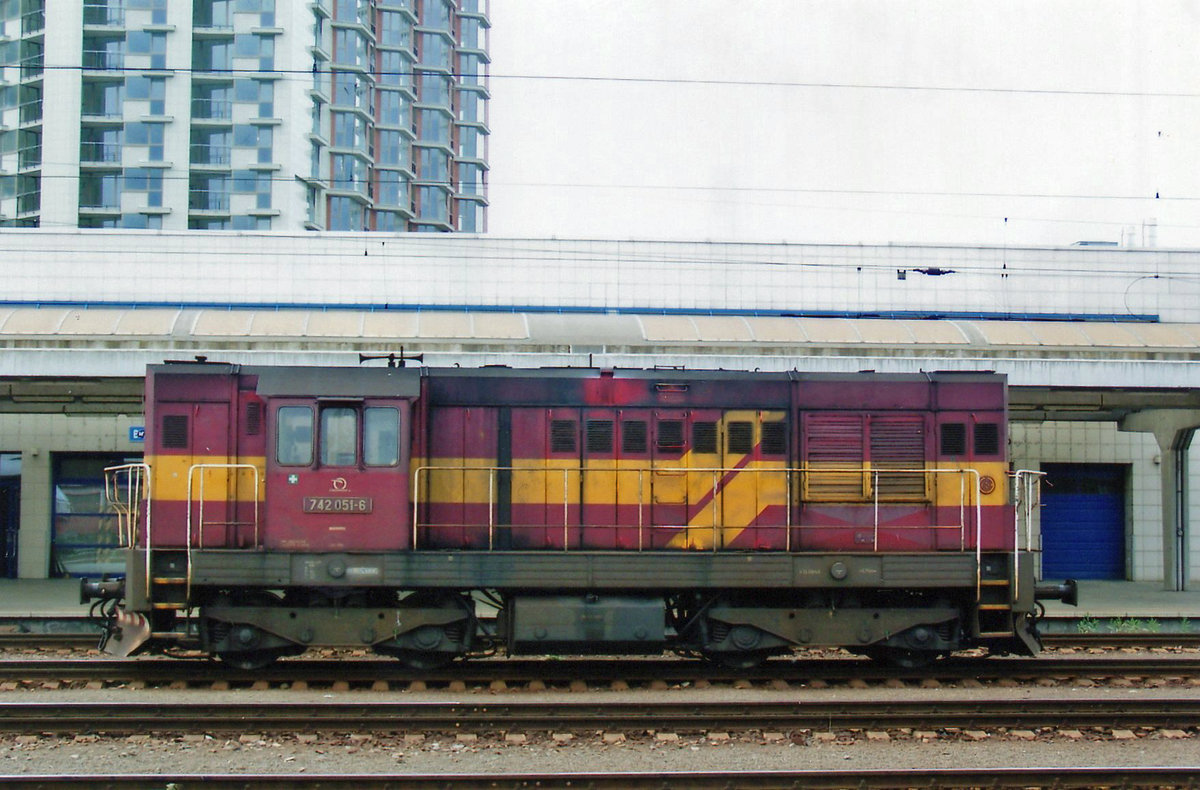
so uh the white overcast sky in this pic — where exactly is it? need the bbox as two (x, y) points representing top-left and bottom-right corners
(485, 1), (1200, 247)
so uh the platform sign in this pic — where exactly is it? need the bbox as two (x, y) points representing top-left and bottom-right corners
(129, 426), (145, 443)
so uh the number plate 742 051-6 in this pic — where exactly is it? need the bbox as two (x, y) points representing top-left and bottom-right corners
(302, 497), (373, 514)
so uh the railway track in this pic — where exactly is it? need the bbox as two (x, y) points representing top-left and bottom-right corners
(0, 768), (1196, 789)
(2, 696), (1199, 733)
(1, 655), (1198, 687)
(1042, 631), (1200, 648)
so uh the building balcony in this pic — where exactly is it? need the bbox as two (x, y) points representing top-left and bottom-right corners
(189, 145), (233, 167)
(188, 191), (231, 212)
(191, 65), (234, 79)
(18, 101), (42, 125)
(19, 56), (44, 81)
(78, 202), (122, 215)
(191, 24), (235, 37)
(82, 3), (125, 28)
(79, 142), (123, 166)
(21, 9), (45, 34)
(80, 111), (125, 125)
(17, 150), (41, 171)
(82, 51), (124, 72)
(16, 192), (40, 215)
(191, 99), (233, 121)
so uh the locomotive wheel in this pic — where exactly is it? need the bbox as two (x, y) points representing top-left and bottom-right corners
(217, 646), (294, 671)
(377, 592), (474, 669)
(387, 642), (458, 671)
(702, 649), (773, 670)
(208, 591), (301, 670)
(864, 646), (941, 669)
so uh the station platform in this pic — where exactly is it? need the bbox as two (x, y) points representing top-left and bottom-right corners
(1038, 580), (1200, 635)
(0, 578), (93, 618)
(2, 578), (1200, 633)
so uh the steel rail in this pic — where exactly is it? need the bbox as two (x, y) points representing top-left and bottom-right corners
(1043, 632), (1200, 648)
(1, 697), (1198, 733)
(0, 768), (1197, 790)
(1, 655), (1199, 685)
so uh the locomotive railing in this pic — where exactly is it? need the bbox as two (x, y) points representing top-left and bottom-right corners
(412, 465), (984, 554)
(103, 462), (152, 601)
(186, 463), (261, 549)
(185, 463), (261, 601)
(1010, 469), (1046, 605)
(104, 463), (152, 549)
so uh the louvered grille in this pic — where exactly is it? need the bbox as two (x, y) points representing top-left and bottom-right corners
(245, 402), (262, 436)
(692, 422), (717, 454)
(804, 414), (864, 500)
(622, 420), (647, 454)
(161, 415), (189, 449)
(656, 420), (684, 453)
(761, 421), (787, 456)
(586, 420), (613, 454)
(974, 422), (1000, 456)
(941, 423), (966, 456)
(727, 422), (753, 454)
(550, 420), (577, 453)
(870, 416), (927, 498)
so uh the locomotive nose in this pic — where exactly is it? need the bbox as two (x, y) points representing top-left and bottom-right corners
(1034, 579), (1078, 607)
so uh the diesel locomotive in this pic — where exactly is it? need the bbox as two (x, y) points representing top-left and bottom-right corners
(83, 361), (1076, 669)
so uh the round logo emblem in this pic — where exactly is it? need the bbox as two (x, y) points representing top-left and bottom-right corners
(331, 477), (348, 492)
(979, 475), (996, 495)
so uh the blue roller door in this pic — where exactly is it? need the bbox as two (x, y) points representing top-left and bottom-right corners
(1040, 464), (1125, 580)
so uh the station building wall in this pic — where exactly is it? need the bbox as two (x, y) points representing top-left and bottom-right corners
(1012, 421), (1200, 584)
(0, 413), (142, 579)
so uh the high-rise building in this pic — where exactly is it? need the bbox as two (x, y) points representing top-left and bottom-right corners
(0, 0), (488, 231)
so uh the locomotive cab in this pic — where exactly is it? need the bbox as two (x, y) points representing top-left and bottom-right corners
(263, 395), (413, 552)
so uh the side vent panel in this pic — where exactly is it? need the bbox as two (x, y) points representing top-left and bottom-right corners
(245, 402), (262, 436)
(161, 415), (189, 449)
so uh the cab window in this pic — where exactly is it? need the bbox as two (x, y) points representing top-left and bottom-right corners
(320, 407), (358, 466)
(276, 406), (314, 466)
(364, 407), (399, 466)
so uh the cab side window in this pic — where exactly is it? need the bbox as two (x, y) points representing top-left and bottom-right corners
(364, 407), (399, 466)
(320, 407), (358, 466)
(276, 406), (314, 466)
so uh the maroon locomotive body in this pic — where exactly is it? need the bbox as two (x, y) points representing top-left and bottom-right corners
(86, 362), (1073, 669)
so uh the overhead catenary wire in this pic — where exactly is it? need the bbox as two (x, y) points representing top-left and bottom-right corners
(8, 62), (1200, 99)
(12, 167), (1199, 205)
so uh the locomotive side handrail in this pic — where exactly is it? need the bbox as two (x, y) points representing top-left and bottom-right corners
(1011, 469), (1046, 605)
(186, 463), (261, 550)
(185, 463), (261, 601)
(104, 462), (153, 603)
(104, 463), (151, 548)
(412, 465), (984, 556)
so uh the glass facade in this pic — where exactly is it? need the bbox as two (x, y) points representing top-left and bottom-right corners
(320, 0), (489, 231)
(51, 454), (140, 578)
(0, 0), (487, 230)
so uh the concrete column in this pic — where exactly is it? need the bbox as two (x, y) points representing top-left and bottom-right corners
(17, 449), (52, 579)
(1120, 409), (1200, 591)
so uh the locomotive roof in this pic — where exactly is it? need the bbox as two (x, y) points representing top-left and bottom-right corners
(151, 361), (1003, 392)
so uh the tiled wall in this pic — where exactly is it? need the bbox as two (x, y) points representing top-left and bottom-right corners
(0, 413), (143, 578)
(5, 232), (1199, 322)
(1011, 421), (1200, 583)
